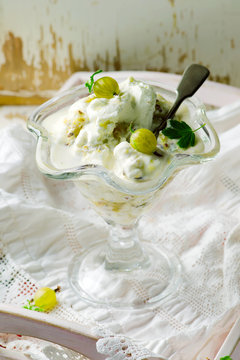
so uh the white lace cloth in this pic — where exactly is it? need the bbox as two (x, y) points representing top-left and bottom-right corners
(0, 76), (240, 360)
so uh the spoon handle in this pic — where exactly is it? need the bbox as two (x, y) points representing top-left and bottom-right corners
(155, 64), (210, 132)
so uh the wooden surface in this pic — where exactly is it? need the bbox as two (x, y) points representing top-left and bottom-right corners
(0, 303), (104, 360)
(1, 0), (240, 91)
(214, 317), (240, 360)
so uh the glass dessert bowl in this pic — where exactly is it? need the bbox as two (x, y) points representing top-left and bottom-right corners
(28, 76), (220, 308)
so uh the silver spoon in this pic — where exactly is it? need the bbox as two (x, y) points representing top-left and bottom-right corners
(154, 63), (210, 133)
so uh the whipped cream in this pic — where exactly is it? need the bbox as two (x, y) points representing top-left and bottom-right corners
(42, 77), (203, 182)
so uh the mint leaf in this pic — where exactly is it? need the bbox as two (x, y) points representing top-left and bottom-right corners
(177, 131), (195, 149)
(23, 299), (45, 312)
(161, 127), (182, 139)
(162, 120), (205, 149)
(220, 356), (232, 360)
(85, 70), (103, 93)
(169, 119), (192, 131)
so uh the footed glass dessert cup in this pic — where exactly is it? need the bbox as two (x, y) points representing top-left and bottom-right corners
(28, 80), (220, 308)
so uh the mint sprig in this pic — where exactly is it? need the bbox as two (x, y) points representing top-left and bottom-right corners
(220, 356), (232, 360)
(162, 119), (205, 149)
(85, 70), (103, 93)
(23, 299), (45, 312)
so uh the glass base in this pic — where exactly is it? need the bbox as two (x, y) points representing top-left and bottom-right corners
(68, 241), (181, 309)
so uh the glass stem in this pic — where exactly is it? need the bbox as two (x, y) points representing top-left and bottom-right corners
(105, 223), (149, 271)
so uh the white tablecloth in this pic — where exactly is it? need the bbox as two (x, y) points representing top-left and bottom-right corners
(0, 72), (240, 360)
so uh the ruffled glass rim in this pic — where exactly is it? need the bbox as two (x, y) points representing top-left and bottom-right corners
(27, 80), (220, 195)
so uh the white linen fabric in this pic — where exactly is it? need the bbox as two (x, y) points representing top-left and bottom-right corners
(0, 79), (240, 360)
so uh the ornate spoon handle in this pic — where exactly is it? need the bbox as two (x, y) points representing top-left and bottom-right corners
(155, 64), (210, 132)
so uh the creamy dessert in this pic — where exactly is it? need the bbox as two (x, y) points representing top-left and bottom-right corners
(30, 70), (220, 308)
(41, 73), (206, 225)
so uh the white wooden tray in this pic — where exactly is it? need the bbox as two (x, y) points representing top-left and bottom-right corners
(0, 303), (103, 360)
(214, 317), (240, 360)
(0, 303), (167, 360)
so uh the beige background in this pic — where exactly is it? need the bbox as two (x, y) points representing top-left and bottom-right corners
(0, 0), (240, 98)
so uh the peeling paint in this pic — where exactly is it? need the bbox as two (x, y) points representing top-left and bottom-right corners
(0, 31), (73, 92)
(194, 25), (198, 40)
(105, 50), (110, 71)
(231, 39), (235, 49)
(210, 74), (230, 85)
(113, 39), (121, 71)
(178, 53), (187, 64)
(0, 0), (238, 103)
(0, 30), (122, 94)
(172, 12), (177, 29)
(192, 49), (196, 61)
(168, 0), (175, 7)
(0, 32), (36, 92)
(146, 46), (170, 73)
(159, 46), (169, 73)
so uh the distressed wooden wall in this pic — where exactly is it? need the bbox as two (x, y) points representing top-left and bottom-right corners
(0, 0), (239, 103)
